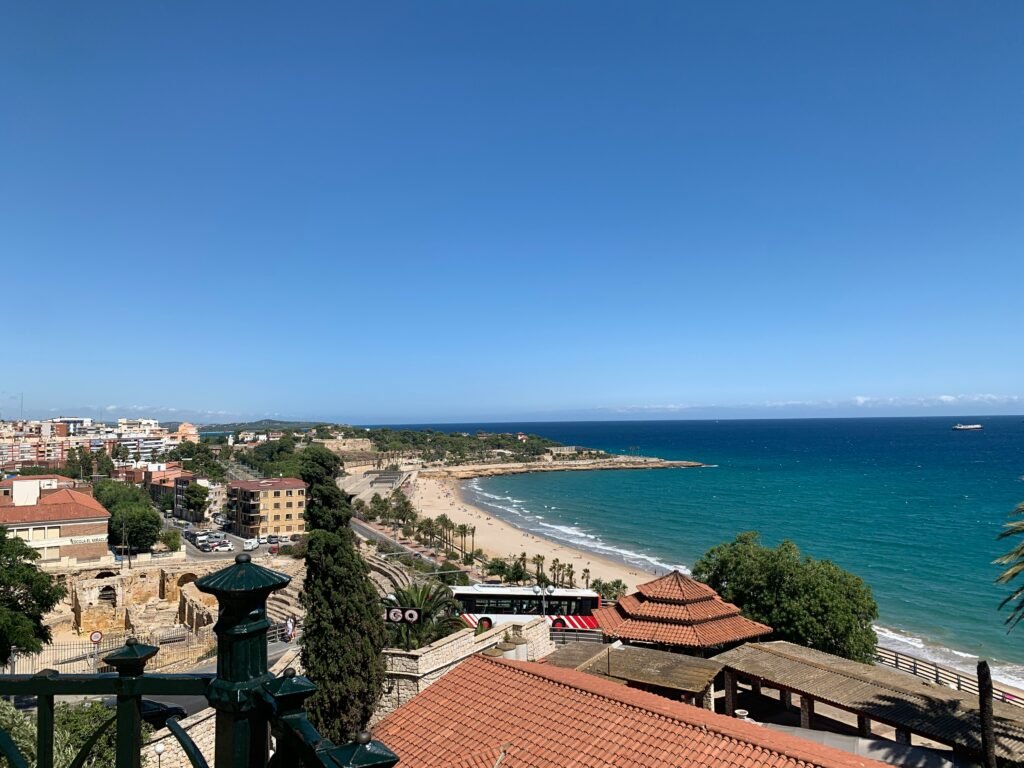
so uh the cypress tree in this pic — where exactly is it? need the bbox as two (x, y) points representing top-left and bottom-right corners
(299, 454), (386, 740)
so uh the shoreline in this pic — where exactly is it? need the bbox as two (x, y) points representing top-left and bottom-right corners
(407, 473), (658, 592)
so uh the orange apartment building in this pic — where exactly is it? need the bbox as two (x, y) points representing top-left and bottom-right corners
(227, 478), (307, 539)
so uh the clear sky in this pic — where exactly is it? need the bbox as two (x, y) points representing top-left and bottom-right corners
(3, 2), (1022, 424)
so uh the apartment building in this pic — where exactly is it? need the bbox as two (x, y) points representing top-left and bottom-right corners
(227, 478), (307, 539)
(0, 477), (110, 561)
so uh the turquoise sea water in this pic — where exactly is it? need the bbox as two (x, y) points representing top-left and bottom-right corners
(429, 417), (1024, 685)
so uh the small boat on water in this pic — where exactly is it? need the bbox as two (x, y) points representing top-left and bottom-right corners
(952, 423), (983, 431)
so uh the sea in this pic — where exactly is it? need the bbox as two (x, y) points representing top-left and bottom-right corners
(397, 417), (1024, 687)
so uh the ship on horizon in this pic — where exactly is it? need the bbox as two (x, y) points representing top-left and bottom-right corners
(952, 423), (983, 431)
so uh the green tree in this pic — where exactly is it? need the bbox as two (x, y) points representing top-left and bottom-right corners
(301, 528), (386, 741)
(182, 483), (209, 519)
(385, 581), (465, 650)
(369, 493), (389, 523)
(0, 529), (67, 664)
(299, 445), (343, 488)
(62, 448), (81, 481)
(300, 452), (385, 741)
(693, 531), (878, 662)
(77, 447), (94, 479)
(994, 501), (1024, 628)
(159, 529), (182, 551)
(94, 449), (115, 477)
(108, 503), (162, 552)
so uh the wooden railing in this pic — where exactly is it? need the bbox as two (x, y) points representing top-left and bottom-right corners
(875, 646), (1024, 708)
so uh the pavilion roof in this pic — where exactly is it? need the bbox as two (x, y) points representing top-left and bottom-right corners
(594, 570), (772, 649)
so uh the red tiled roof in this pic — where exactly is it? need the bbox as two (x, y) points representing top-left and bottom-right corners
(374, 655), (887, 768)
(0, 489), (109, 525)
(0, 474), (75, 488)
(227, 478), (307, 491)
(637, 570), (720, 602)
(594, 570), (772, 649)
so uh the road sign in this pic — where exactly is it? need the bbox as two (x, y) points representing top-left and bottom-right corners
(89, 631), (103, 644)
(384, 607), (421, 625)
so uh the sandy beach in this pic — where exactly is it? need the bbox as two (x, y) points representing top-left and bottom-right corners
(407, 472), (657, 592)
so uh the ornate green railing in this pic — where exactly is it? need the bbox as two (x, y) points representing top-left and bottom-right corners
(0, 554), (398, 768)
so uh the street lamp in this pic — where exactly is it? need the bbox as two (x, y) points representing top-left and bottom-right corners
(154, 742), (164, 768)
(533, 584), (555, 616)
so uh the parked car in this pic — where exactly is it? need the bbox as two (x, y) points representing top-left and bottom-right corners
(105, 699), (186, 730)
(214, 541), (234, 552)
(258, 536), (269, 545)
(198, 543), (213, 553)
(289, 534), (304, 542)
(243, 538), (259, 551)
(267, 535), (279, 545)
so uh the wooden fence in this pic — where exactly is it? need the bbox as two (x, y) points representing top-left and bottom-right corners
(875, 646), (1024, 708)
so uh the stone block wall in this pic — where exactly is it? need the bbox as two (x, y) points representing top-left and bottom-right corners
(374, 617), (554, 723)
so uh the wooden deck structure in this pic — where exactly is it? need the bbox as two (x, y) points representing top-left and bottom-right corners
(714, 641), (1024, 764)
(544, 642), (723, 709)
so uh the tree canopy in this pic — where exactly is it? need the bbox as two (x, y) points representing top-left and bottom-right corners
(0, 528), (67, 664)
(385, 581), (465, 650)
(158, 440), (226, 482)
(692, 531), (878, 663)
(94, 480), (163, 551)
(994, 501), (1024, 629)
(300, 448), (385, 741)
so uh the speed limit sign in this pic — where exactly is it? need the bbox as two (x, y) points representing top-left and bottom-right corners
(89, 631), (103, 644)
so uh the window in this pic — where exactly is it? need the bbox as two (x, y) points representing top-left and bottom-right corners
(298, 489), (305, 496)
(260, 515), (267, 522)
(14, 529), (29, 541)
(286, 501), (292, 508)
(285, 514), (292, 520)
(46, 526), (60, 540)
(297, 513), (304, 519)
(273, 515), (281, 521)
(261, 491), (268, 498)
(297, 501), (304, 508)
(273, 526), (280, 533)
(273, 491), (281, 498)
(286, 525), (292, 532)
(286, 489), (293, 497)
(273, 502), (280, 509)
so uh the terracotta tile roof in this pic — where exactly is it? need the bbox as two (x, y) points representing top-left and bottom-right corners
(637, 570), (720, 602)
(373, 654), (887, 768)
(594, 570), (772, 649)
(0, 474), (75, 488)
(1, 489), (110, 525)
(227, 478), (307, 492)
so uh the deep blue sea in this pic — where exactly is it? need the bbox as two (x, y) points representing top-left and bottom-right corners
(395, 417), (1024, 686)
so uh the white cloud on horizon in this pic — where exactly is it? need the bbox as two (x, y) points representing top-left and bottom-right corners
(610, 393), (1022, 415)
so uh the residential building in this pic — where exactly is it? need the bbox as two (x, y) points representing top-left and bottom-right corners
(0, 478), (110, 561)
(374, 654), (887, 768)
(0, 474), (76, 502)
(227, 478), (307, 539)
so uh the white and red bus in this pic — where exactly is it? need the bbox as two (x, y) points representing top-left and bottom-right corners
(450, 584), (601, 631)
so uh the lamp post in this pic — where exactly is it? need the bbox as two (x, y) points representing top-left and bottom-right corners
(533, 584), (555, 617)
(154, 742), (164, 768)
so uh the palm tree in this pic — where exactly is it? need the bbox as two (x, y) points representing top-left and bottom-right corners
(456, 524), (469, 554)
(995, 502), (1024, 628)
(531, 554), (545, 580)
(565, 564), (575, 589)
(581, 567), (591, 589)
(549, 558), (560, 586)
(469, 525), (476, 553)
(385, 581), (466, 649)
(435, 514), (451, 549)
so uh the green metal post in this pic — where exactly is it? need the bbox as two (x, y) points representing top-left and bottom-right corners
(34, 670), (55, 768)
(103, 639), (159, 768)
(196, 553), (290, 768)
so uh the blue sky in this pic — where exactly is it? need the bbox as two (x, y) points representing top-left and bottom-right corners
(3, 2), (1022, 424)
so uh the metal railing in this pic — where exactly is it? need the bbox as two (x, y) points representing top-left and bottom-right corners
(549, 628), (604, 645)
(0, 554), (398, 768)
(875, 646), (1024, 708)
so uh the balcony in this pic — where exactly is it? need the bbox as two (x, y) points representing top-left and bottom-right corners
(0, 554), (398, 768)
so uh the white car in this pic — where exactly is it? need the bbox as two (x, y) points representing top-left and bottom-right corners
(258, 536), (269, 545)
(214, 541), (235, 552)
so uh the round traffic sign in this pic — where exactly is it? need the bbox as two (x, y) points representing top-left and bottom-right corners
(89, 631), (103, 644)
(403, 609), (420, 624)
(388, 608), (404, 623)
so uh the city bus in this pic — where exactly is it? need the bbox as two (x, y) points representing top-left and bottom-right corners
(450, 584), (601, 631)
